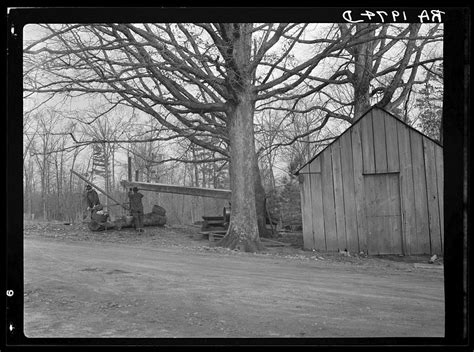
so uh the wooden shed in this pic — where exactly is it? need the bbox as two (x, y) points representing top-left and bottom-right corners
(296, 107), (443, 256)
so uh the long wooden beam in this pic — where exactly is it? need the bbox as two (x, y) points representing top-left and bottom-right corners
(121, 180), (232, 200)
(71, 169), (128, 210)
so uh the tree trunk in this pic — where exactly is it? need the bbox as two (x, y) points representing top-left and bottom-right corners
(253, 158), (271, 238)
(216, 23), (263, 252)
(191, 146), (200, 187)
(267, 153), (276, 191)
(353, 24), (376, 121)
(42, 157), (48, 221)
(111, 146), (115, 190)
(218, 93), (263, 252)
(354, 84), (371, 120)
(24, 164), (30, 218)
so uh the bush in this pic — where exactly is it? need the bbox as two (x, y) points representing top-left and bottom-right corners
(266, 176), (302, 230)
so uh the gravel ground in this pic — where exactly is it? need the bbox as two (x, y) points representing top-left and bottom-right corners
(22, 219), (445, 338)
(23, 219), (444, 271)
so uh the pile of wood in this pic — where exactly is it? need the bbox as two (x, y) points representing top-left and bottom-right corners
(88, 205), (167, 231)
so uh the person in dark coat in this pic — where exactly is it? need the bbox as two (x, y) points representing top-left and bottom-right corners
(128, 187), (144, 232)
(84, 184), (100, 218)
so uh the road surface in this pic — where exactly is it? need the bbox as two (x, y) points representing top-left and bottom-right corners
(24, 236), (444, 338)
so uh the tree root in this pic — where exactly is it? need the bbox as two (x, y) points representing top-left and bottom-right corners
(216, 231), (264, 253)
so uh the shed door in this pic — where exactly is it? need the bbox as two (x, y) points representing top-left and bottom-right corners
(364, 173), (403, 255)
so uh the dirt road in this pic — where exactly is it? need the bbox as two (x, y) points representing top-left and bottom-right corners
(24, 234), (444, 338)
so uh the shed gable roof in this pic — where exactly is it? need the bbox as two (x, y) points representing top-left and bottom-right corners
(294, 106), (442, 175)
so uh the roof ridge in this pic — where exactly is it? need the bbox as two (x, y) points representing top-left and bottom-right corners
(294, 106), (442, 175)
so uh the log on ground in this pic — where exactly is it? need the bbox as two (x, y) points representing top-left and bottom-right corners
(88, 220), (116, 232)
(88, 213), (167, 232)
(111, 212), (167, 230)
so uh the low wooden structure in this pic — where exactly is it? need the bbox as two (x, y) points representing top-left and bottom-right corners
(197, 203), (279, 242)
(296, 107), (443, 256)
(120, 180), (231, 200)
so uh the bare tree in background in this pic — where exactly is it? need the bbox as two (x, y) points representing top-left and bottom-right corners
(341, 23), (443, 119)
(26, 109), (80, 220)
(254, 23), (442, 179)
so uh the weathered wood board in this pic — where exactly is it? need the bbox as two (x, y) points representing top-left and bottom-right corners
(384, 113), (400, 172)
(331, 142), (347, 250)
(340, 132), (359, 253)
(435, 145), (444, 250)
(321, 152), (338, 251)
(309, 172), (325, 250)
(297, 108), (443, 256)
(372, 109), (388, 173)
(361, 111), (376, 174)
(397, 123), (416, 255)
(364, 173), (402, 255)
(351, 124), (367, 253)
(300, 174), (315, 249)
(423, 137), (442, 255)
(410, 130), (431, 254)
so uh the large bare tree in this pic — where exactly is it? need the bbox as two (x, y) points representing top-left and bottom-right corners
(23, 22), (442, 251)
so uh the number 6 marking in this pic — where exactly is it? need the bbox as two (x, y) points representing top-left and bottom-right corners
(6, 290), (14, 297)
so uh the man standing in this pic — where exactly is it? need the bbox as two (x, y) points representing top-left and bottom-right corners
(128, 186), (144, 232)
(84, 184), (100, 218)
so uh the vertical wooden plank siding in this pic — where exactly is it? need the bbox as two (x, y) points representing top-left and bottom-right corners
(410, 130), (431, 254)
(379, 175), (392, 253)
(299, 109), (443, 255)
(384, 114), (400, 172)
(387, 174), (403, 253)
(331, 142), (347, 250)
(435, 145), (444, 250)
(197, 196), (206, 219)
(321, 152), (338, 251)
(423, 137), (442, 255)
(351, 123), (367, 253)
(364, 174), (402, 254)
(364, 175), (384, 254)
(397, 123), (416, 255)
(299, 164), (310, 174)
(300, 174), (315, 249)
(380, 175), (393, 253)
(309, 173), (326, 250)
(339, 132), (359, 253)
(361, 111), (376, 173)
(363, 175), (375, 254)
(372, 109), (388, 173)
(309, 157), (321, 173)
